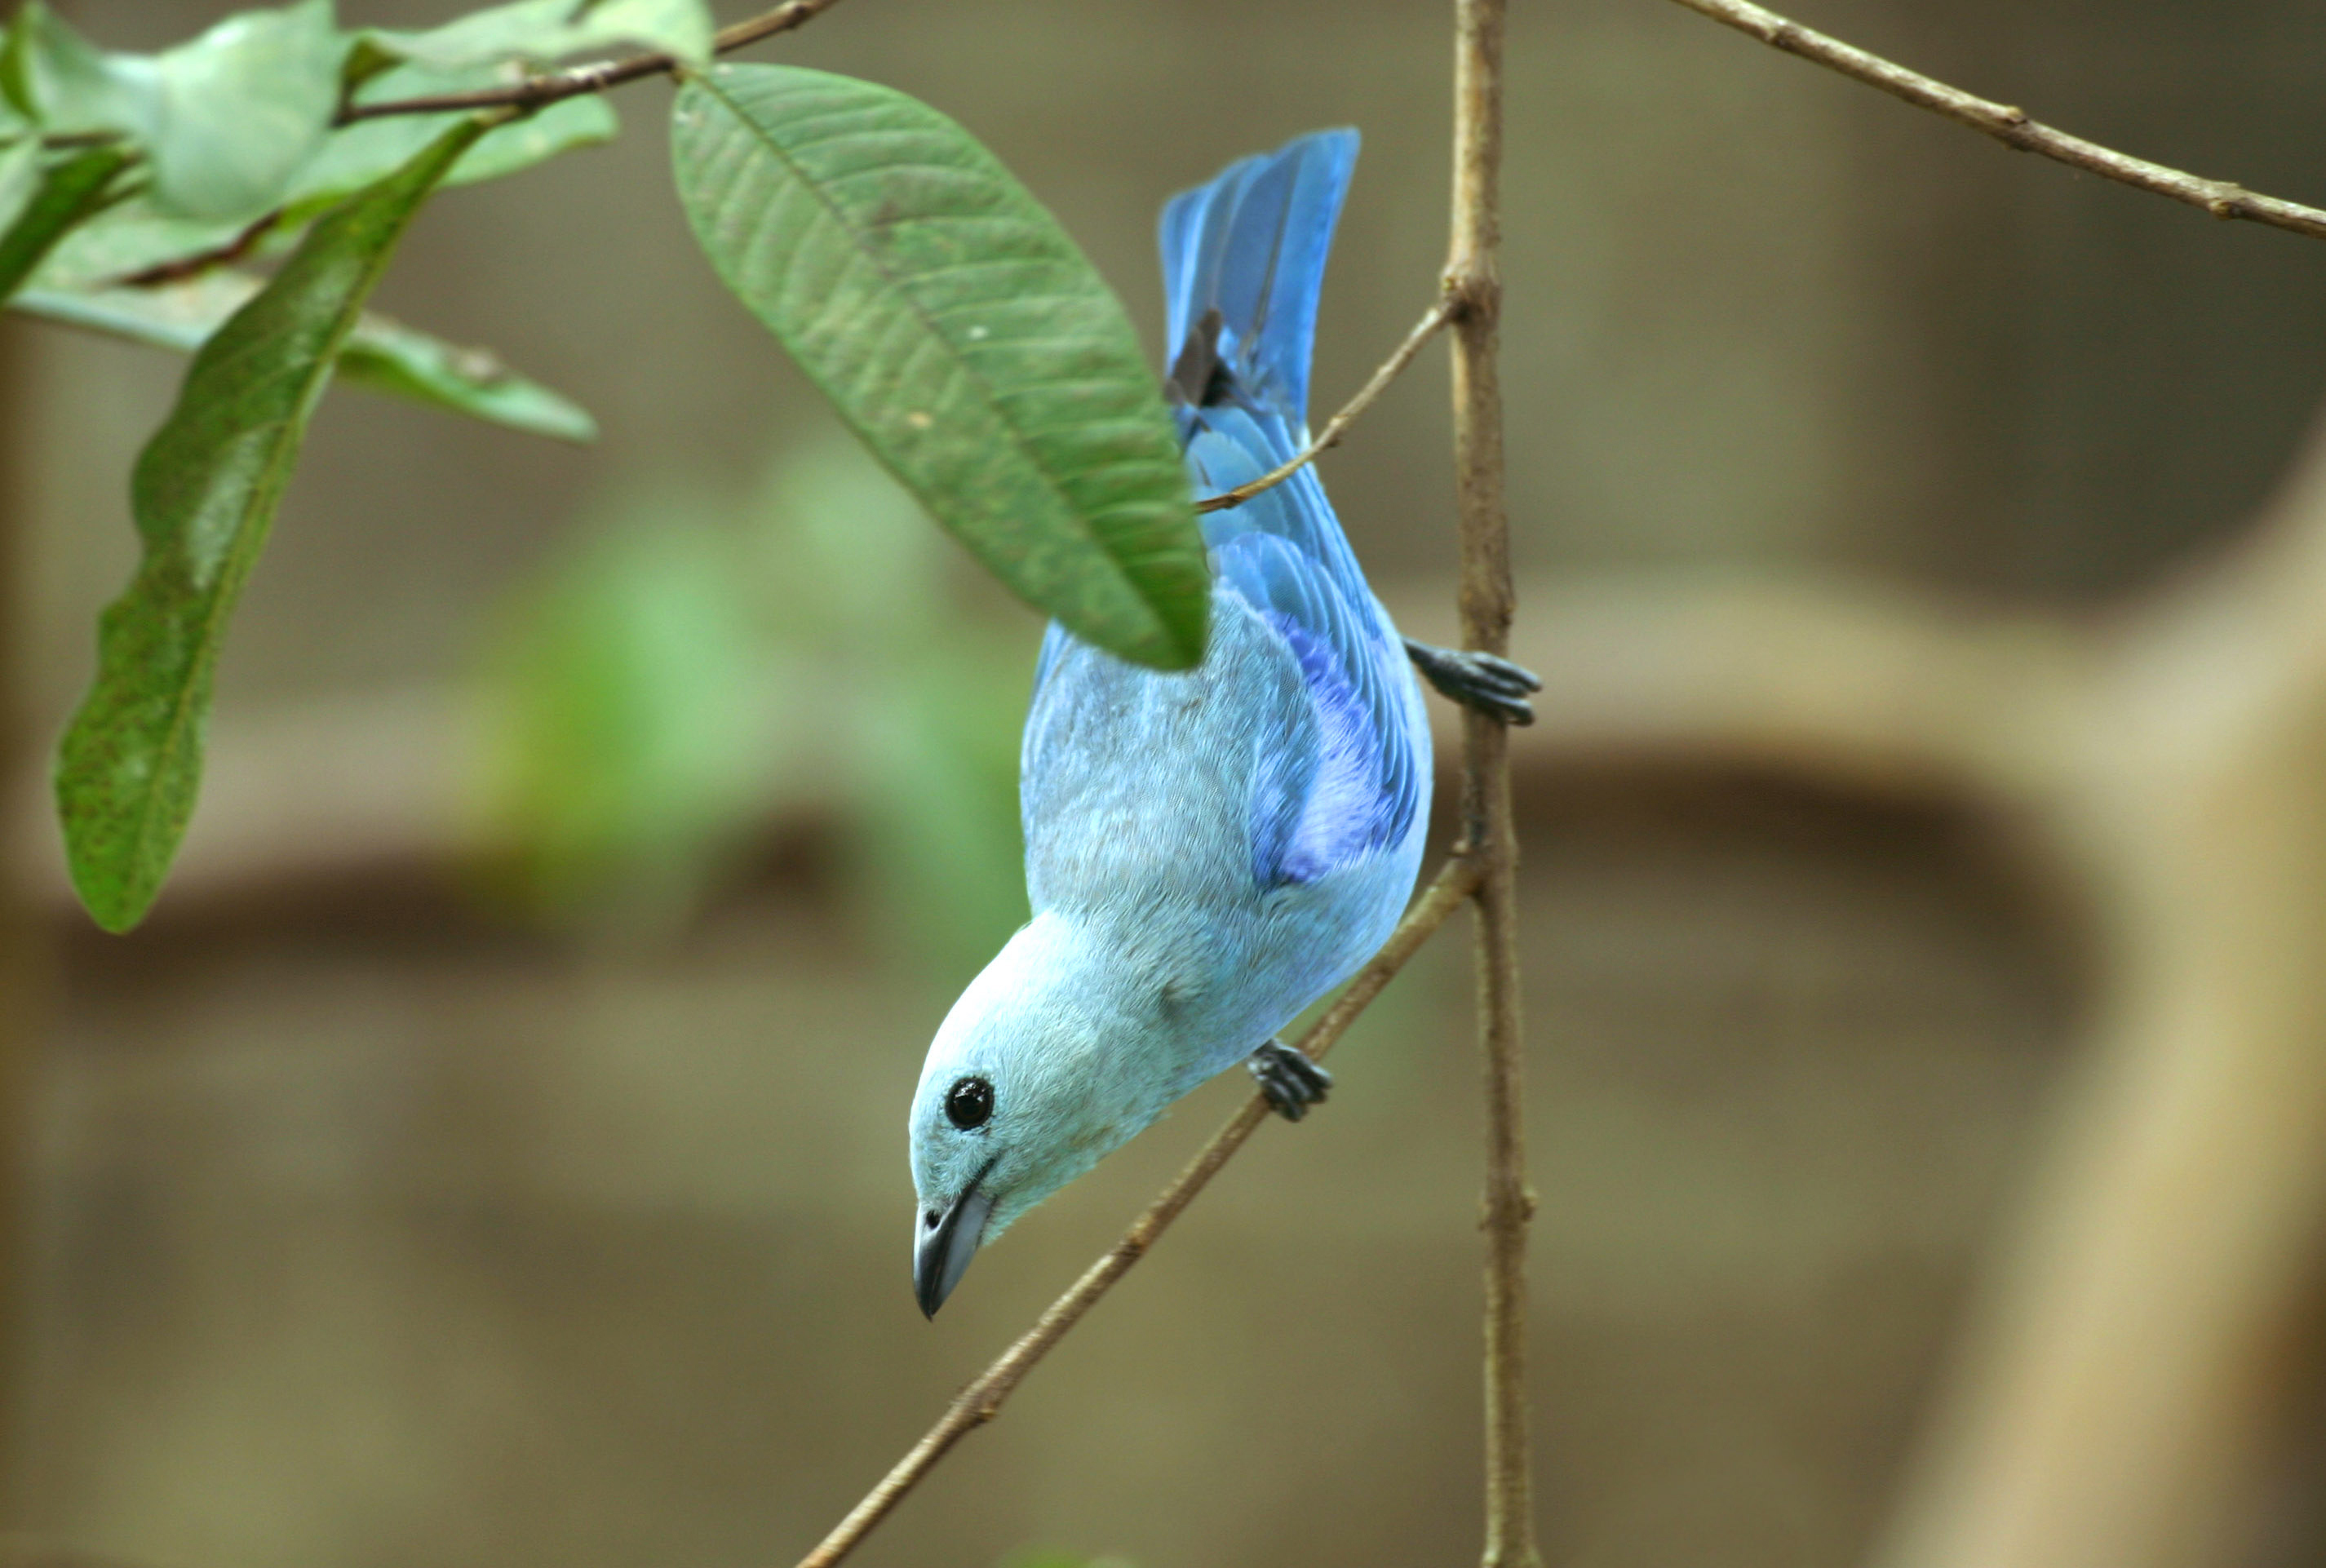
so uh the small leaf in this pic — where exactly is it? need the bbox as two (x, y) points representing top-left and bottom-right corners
(0, 137), (42, 240)
(671, 65), (1207, 669)
(293, 61), (618, 217)
(138, 0), (342, 219)
(0, 142), (132, 302)
(54, 115), (489, 932)
(366, 0), (715, 71)
(339, 311), (598, 442)
(1, 3), (149, 136)
(33, 83), (614, 291)
(26, 193), (263, 291)
(13, 273), (597, 442)
(5, 0), (343, 222)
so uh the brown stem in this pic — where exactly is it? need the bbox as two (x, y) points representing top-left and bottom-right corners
(335, 0), (848, 125)
(1664, 0), (2326, 242)
(111, 207), (285, 289)
(1447, 0), (1537, 1564)
(1196, 297), (1457, 514)
(792, 853), (1483, 1568)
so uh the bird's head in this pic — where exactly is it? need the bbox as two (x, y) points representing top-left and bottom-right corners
(909, 913), (1174, 1316)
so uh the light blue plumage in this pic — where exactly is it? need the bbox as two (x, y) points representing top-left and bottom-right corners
(909, 130), (1432, 1315)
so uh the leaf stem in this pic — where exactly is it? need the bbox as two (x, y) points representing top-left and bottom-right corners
(1196, 295), (1456, 514)
(1664, 0), (2326, 242)
(335, 0), (849, 125)
(791, 853), (1484, 1568)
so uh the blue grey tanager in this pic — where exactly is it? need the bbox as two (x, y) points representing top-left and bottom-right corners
(909, 130), (1536, 1316)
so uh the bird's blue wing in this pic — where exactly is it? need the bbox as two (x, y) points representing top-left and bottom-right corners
(1185, 404), (1418, 888)
(1026, 129), (1420, 892)
(1168, 129), (1417, 888)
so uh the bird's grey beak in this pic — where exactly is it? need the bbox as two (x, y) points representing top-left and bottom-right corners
(914, 1181), (995, 1318)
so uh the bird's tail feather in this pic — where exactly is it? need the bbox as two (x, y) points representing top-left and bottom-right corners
(1159, 129), (1358, 431)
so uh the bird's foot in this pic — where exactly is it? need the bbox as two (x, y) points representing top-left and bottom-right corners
(1404, 638), (1541, 726)
(1247, 1039), (1331, 1122)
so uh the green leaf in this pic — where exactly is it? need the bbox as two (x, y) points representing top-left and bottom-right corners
(26, 194), (264, 290)
(292, 61), (618, 216)
(137, 0), (343, 220)
(54, 115), (489, 932)
(0, 142), (132, 302)
(0, 136), (42, 239)
(5, 0), (343, 221)
(1, 3), (149, 136)
(670, 64), (1207, 670)
(31, 78), (614, 291)
(14, 273), (597, 442)
(340, 310), (597, 441)
(366, 0), (715, 71)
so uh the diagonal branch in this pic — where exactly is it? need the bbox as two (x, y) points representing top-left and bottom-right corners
(1196, 296), (1457, 514)
(791, 852), (1484, 1568)
(1662, 0), (2326, 241)
(336, 0), (848, 125)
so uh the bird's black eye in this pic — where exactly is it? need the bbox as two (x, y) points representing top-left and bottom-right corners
(945, 1075), (995, 1131)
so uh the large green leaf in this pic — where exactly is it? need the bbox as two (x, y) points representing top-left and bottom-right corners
(670, 64), (1207, 670)
(54, 115), (490, 932)
(14, 274), (596, 442)
(0, 142), (131, 301)
(366, 0), (716, 71)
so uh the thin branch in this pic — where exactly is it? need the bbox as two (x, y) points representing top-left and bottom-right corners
(1195, 296), (1457, 514)
(335, 0), (847, 125)
(1664, 0), (2326, 242)
(1447, 0), (1538, 1563)
(111, 208), (284, 289)
(793, 853), (1485, 1568)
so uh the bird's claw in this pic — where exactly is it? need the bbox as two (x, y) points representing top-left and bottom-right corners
(1403, 638), (1541, 726)
(1247, 1039), (1331, 1122)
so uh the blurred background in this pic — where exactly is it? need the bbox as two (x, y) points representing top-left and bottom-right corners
(7, 2), (2326, 1566)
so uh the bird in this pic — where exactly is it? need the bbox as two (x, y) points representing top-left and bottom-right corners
(908, 129), (1539, 1318)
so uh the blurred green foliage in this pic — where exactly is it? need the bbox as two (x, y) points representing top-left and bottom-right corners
(465, 432), (1035, 983)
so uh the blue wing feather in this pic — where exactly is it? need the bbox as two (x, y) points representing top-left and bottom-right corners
(1028, 129), (1420, 893)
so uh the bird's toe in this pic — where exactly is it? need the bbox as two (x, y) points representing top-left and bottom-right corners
(1247, 1040), (1332, 1122)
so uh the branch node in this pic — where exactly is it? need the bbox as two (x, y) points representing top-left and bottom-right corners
(1442, 269), (1500, 330)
